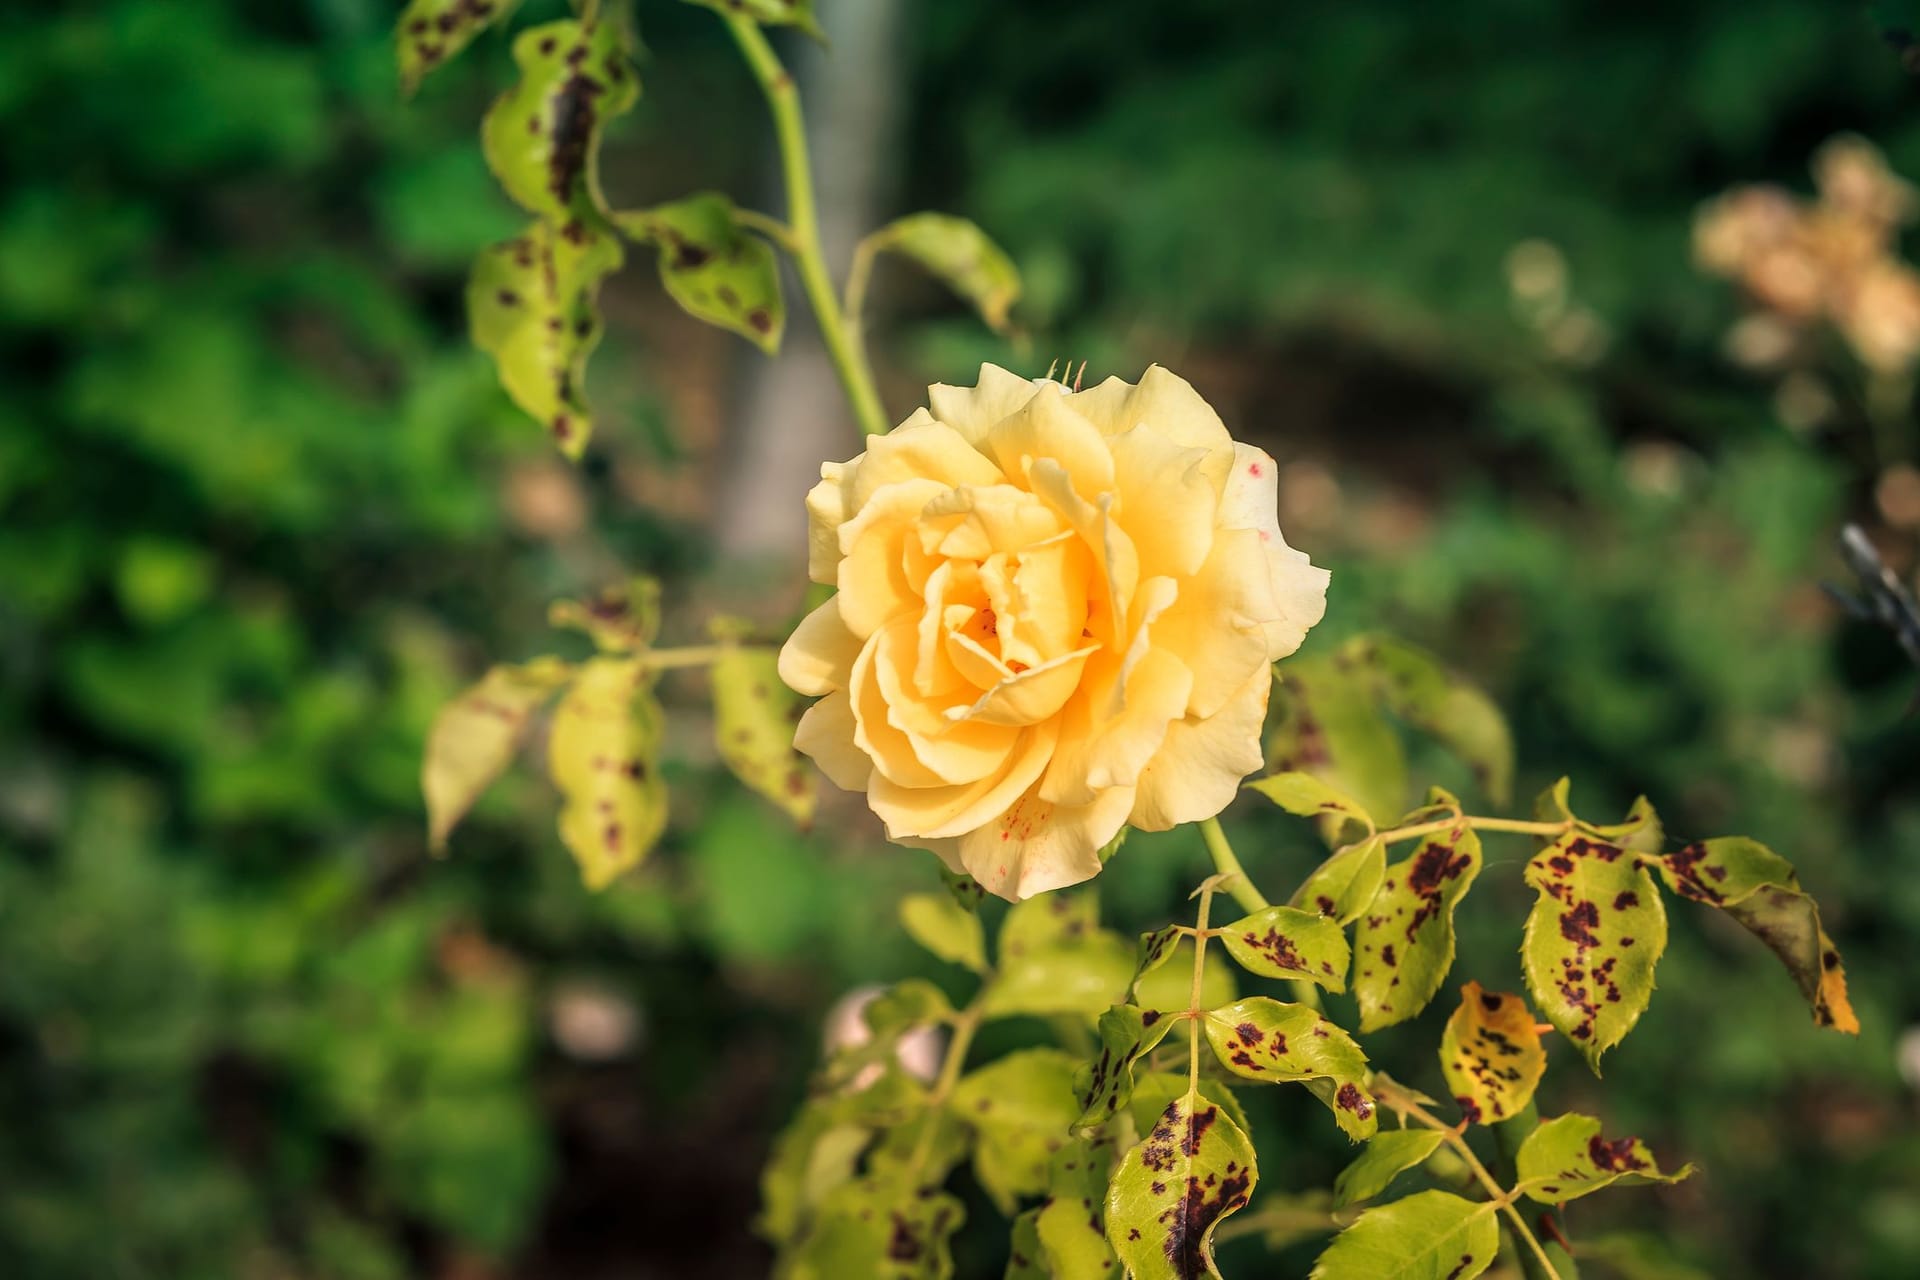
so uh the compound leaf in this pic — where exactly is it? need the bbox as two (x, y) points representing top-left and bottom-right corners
(950, 1048), (1081, 1213)
(1268, 654), (1408, 827)
(1071, 1004), (1177, 1132)
(1290, 836), (1386, 927)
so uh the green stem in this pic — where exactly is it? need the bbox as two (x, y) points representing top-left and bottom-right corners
(721, 16), (889, 440)
(1380, 815), (1570, 846)
(1199, 817), (1322, 1011)
(907, 999), (980, 1180)
(1492, 1103), (1580, 1280)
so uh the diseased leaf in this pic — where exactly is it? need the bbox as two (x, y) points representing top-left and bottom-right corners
(546, 655), (668, 888)
(1514, 1113), (1694, 1204)
(1132, 937), (1238, 1014)
(615, 193), (785, 352)
(1006, 1209), (1048, 1280)
(950, 1049), (1080, 1213)
(862, 979), (954, 1040)
(396, 0), (520, 94)
(423, 656), (573, 851)
(1106, 1090), (1257, 1280)
(1290, 836), (1386, 927)
(1353, 808), (1483, 1031)
(869, 1103), (973, 1190)
(1438, 982), (1545, 1126)
(1646, 837), (1859, 1034)
(758, 1098), (870, 1245)
(1521, 833), (1667, 1072)
(1268, 654), (1408, 826)
(469, 219), (623, 456)
(1348, 635), (1515, 807)
(683, 0), (824, 38)
(1035, 1135), (1124, 1280)
(783, 1174), (965, 1280)
(711, 635), (815, 826)
(941, 865), (988, 911)
(1308, 1190), (1497, 1280)
(1218, 904), (1352, 993)
(549, 576), (662, 653)
(863, 213), (1022, 334)
(1200, 997), (1377, 1141)
(1070, 1004), (1177, 1132)
(1127, 1072), (1251, 1142)
(1000, 889), (1101, 960)
(900, 893), (988, 975)
(1129, 925), (1185, 1001)
(1245, 771), (1374, 833)
(1332, 1129), (1447, 1209)
(481, 18), (638, 222)
(987, 893), (1132, 1019)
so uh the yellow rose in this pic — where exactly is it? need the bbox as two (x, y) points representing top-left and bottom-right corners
(778, 365), (1329, 900)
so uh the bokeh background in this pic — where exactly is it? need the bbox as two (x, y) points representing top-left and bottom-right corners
(4, 1), (1920, 1276)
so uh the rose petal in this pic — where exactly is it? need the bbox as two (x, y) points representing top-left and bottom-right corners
(958, 779), (1134, 901)
(778, 596), (861, 696)
(868, 716), (1061, 840)
(927, 363), (1042, 448)
(1128, 666), (1271, 830)
(793, 691), (871, 792)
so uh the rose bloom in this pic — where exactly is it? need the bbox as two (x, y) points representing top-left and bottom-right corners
(778, 365), (1328, 900)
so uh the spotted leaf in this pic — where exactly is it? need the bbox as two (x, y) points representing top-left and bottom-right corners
(758, 1098), (870, 1245)
(1070, 1004), (1177, 1132)
(711, 634), (815, 827)
(546, 655), (668, 888)
(1268, 654), (1408, 827)
(862, 213), (1022, 334)
(469, 219), (623, 456)
(999, 889), (1100, 960)
(1246, 770), (1375, 836)
(987, 893), (1133, 1019)
(1200, 997), (1377, 1141)
(423, 656), (574, 852)
(1127, 1072), (1252, 1142)
(1352, 811), (1483, 1031)
(481, 18), (637, 222)
(396, 0), (520, 93)
(1106, 1090), (1258, 1280)
(1514, 1113), (1694, 1204)
(1006, 1209), (1048, 1280)
(1290, 836), (1386, 927)
(548, 576), (661, 654)
(950, 1048), (1080, 1213)
(1332, 1129), (1447, 1209)
(1218, 904), (1352, 992)
(941, 865), (987, 911)
(782, 1174), (965, 1280)
(900, 892), (988, 976)
(1035, 1135), (1123, 1280)
(1646, 837), (1859, 1034)
(1533, 779), (1663, 854)
(683, 0), (824, 38)
(1128, 926), (1185, 1001)
(1308, 1190), (1497, 1280)
(1347, 635), (1515, 807)
(1521, 832), (1667, 1072)
(616, 193), (785, 352)
(1438, 982), (1544, 1126)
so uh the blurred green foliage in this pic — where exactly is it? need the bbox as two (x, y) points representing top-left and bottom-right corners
(2, 0), (1917, 1277)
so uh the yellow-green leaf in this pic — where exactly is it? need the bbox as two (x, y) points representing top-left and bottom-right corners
(950, 1048), (1081, 1213)
(396, 0), (520, 94)
(548, 576), (662, 653)
(1200, 996), (1377, 1141)
(1290, 836), (1386, 927)
(1070, 1004), (1177, 1133)
(1521, 832), (1667, 1072)
(1218, 904), (1352, 992)
(1128, 925), (1184, 1001)
(469, 219), (623, 456)
(758, 1097), (870, 1245)
(1347, 635), (1515, 807)
(862, 213), (1022, 334)
(1514, 1113), (1694, 1203)
(423, 656), (574, 852)
(1353, 811), (1483, 1031)
(1132, 936), (1238, 1014)
(1247, 770), (1374, 834)
(782, 1175), (964, 1280)
(1106, 1090), (1257, 1280)
(987, 892), (1132, 1019)
(1438, 982), (1545, 1126)
(1332, 1129), (1447, 1209)
(711, 638), (815, 826)
(1646, 837), (1859, 1034)
(900, 892), (988, 975)
(481, 18), (638, 222)
(1035, 1135), (1124, 1280)
(546, 655), (668, 888)
(1309, 1190), (1498, 1280)
(1268, 654), (1408, 825)
(615, 193), (785, 352)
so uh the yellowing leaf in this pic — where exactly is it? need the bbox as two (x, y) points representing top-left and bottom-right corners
(1521, 833), (1667, 1072)
(1268, 655), (1408, 826)
(949, 1048), (1080, 1213)
(783, 1175), (964, 1280)
(548, 576), (662, 653)
(1246, 770), (1374, 834)
(1514, 1112), (1694, 1203)
(987, 891), (1133, 1019)
(1438, 982), (1545, 1126)
(1200, 997), (1377, 1141)
(1035, 1135), (1124, 1280)
(1332, 1129), (1447, 1209)
(1348, 635), (1515, 807)
(1217, 904), (1352, 992)
(616, 193), (786, 352)
(1646, 837), (1859, 1034)
(1070, 1004), (1177, 1132)
(711, 638), (815, 827)
(469, 219), (623, 456)
(1290, 836), (1386, 927)
(1352, 810), (1483, 1031)
(863, 213), (1022, 334)
(899, 892), (988, 975)
(1106, 1090), (1257, 1280)
(423, 656), (573, 851)
(546, 655), (668, 888)
(396, 0), (521, 94)
(481, 18), (638, 222)
(1309, 1190), (1497, 1280)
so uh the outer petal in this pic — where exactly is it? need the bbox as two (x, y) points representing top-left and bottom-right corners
(986, 384), (1117, 501)
(805, 459), (858, 585)
(927, 363), (1041, 448)
(1128, 667), (1271, 830)
(793, 691), (871, 792)
(778, 597), (861, 696)
(1149, 526), (1283, 719)
(958, 780), (1134, 902)
(1108, 424), (1219, 579)
(849, 414), (1006, 507)
(1218, 442), (1331, 657)
(867, 716), (1061, 840)
(1067, 364), (1234, 483)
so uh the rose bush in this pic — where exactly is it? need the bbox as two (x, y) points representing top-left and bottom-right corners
(778, 364), (1329, 899)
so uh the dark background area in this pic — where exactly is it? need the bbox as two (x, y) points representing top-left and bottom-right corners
(2, 1), (1918, 1276)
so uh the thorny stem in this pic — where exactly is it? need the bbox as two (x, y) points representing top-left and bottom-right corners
(722, 15), (890, 440)
(1374, 1080), (1565, 1280)
(1199, 817), (1323, 1012)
